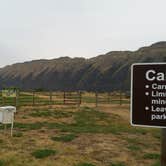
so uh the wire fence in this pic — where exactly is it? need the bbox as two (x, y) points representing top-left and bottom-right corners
(0, 91), (130, 107)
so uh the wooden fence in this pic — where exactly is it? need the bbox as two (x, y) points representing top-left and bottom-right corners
(0, 91), (130, 107)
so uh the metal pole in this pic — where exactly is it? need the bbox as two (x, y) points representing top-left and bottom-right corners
(161, 128), (166, 166)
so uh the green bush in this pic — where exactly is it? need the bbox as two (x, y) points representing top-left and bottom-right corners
(51, 134), (77, 142)
(13, 132), (23, 137)
(127, 145), (141, 151)
(143, 153), (160, 159)
(111, 162), (126, 166)
(32, 149), (57, 159)
(0, 160), (5, 166)
(152, 160), (160, 166)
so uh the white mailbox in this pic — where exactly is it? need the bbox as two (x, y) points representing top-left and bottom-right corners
(0, 106), (16, 136)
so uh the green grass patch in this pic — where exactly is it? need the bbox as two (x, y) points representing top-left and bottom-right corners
(110, 162), (126, 166)
(44, 107), (128, 134)
(0, 139), (3, 144)
(13, 132), (23, 137)
(125, 138), (139, 144)
(55, 107), (129, 134)
(151, 160), (160, 166)
(29, 109), (73, 118)
(32, 149), (57, 159)
(125, 138), (141, 152)
(127, 145), (141, 151)
(82, 96), (96, 103)
(75, 163), (96, 166)
(0, 160), (5, 166)
(133, 128), (148, 135)
(51, 134), (77, 142)
(14, 107), (148, 135)
(151, 130), (161, 139)
(143, 153), (160, 159)
(14, 107), (155, 137)
(53, 122), (128, 134)
(15, 122), (43, 130)
(29, 110), (52, 117)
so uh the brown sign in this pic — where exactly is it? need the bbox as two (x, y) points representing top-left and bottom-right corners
(131, 63), (166, 128)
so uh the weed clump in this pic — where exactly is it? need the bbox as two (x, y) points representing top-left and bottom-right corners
(51, 134), (77, 142)
(143, 153), (160, 159)
(74, 163), (96, 166)
(32, 149), (57, 159)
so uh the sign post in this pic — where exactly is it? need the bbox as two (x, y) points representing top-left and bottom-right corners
(161, 129), (166, 166)
(131, 63), (166, 165)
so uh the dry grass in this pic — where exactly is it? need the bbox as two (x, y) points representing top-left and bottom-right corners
(0, 104), (160, 166)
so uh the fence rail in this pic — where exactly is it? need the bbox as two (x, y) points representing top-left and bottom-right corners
(0, 91), (130, 107)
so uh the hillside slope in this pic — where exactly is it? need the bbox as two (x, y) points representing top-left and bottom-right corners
(0, 42), (166, 91)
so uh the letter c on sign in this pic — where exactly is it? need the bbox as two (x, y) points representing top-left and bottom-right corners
(146, 70), (156, 81)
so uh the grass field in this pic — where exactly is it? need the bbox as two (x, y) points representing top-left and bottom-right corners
(0, 103), (161, 166)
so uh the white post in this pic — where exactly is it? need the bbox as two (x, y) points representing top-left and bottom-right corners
(11, 112), (14, 137)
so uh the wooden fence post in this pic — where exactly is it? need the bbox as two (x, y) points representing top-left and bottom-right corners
(14, 97), (17, 107)
(108, 92), (111, 104)
(49, 91), (52, 105)
(120, 90), (122, 105)
(95, 92), (98, 107)
(63, 92), (66, 105)
(33, 91), (35, 106)
(77, 91), (79, 107)
(79, 91), (82, 105)
(16, 91), (19, 107)
(77, 91), (82, 107)
(2, 97), (5, 106)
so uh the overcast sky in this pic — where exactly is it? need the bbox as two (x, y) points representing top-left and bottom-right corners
(0, 0), (166, 67)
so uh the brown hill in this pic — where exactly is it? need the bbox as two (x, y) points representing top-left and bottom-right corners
(0, 41), (166, 91)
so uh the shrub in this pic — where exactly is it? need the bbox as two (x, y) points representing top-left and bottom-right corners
(32, 149), (57, 159)
(75, 163), (96, 166)
(111, 162), (126, 166)
(143, 153), (160, 159)
(51, 134), (77, 142)
(13, 132), (23, 137)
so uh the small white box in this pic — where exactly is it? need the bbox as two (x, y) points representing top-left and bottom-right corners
(0, 106), (16, 136)
(2, 111), (14, 124)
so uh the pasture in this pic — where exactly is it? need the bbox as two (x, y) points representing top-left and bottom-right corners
(0, 92), (161, 166)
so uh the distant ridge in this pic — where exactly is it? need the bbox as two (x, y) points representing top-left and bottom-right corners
(0, 41), (166, 91)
